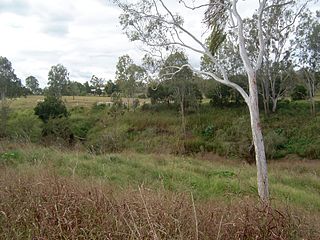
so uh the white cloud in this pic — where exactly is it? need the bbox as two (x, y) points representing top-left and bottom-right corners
(0, 0), (139, 87)
(0, 0), (319, 88)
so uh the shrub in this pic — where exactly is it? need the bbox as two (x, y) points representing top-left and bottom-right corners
(34, 96), (68, 122)
(264, 130), (287, 159)
(291, 85), (307, 101)
(201, 125), (215, 139)
(42, 117), (74, 145)
(91, 102), (107, 111)
(7, 110), (42, 142)
(69, 116), (94, 140)
(86, 126), (127, 154)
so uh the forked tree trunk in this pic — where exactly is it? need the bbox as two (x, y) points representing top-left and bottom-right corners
(271, 98), (278, 113)
(260, 78), (270, 116)
(262, 97), (270, 116)
(248, 75), (269, 201)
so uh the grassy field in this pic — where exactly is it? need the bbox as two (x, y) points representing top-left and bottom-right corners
(1, 95), (320, 238)
(0, 143), (320, 238)
(8, 95), (150, 110)
(1, 143), (319, 211)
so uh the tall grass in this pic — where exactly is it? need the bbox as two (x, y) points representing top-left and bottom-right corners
(1, 144), (320, 211)
(0, 167), (319, 239)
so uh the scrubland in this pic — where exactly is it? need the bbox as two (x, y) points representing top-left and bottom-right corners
(1, 96), (320, 239)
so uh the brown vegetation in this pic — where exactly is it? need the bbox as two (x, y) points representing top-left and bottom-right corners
(1, 168), (318, 239)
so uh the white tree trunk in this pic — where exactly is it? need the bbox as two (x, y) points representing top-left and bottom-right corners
(248, 75), (269, 201)
(271, 98), (278, 113)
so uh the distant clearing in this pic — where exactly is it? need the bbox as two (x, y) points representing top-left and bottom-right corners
(7, 95), (150, 110)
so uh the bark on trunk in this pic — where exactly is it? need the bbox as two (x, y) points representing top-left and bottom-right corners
(248, 75), (269, 201)
(260, 78), (270, 116)
(311, 98), (316, 117)
(180, 98), (186, 139)
(271, 98), (278, 113)
(180, 93), (186, 154)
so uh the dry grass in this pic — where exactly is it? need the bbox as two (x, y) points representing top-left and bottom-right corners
(0, 168), (318, 240)
(8, 95), (150, 110)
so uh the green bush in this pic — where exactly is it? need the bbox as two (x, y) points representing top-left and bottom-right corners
(7, 110), (42, 142)
(42, 117), (74, 145)
(91, 103), (108, 112)
(86, 126), (128, 154)
(34, 96), (68, 122)
(264, 130), (287, 159)
(69, 116), (94, 140)
(304, 141), (320, 159)
(291, 85), (307, 101)
(201, 125), (215, 139)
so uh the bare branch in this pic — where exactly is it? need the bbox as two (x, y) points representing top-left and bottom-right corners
(255, 0), (267, 71)
(178, 1), (210, 11)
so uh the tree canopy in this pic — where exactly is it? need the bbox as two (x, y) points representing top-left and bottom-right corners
(47, 64), (70, 98)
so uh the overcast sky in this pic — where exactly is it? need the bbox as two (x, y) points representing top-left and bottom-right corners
(0, 0), (318, 87)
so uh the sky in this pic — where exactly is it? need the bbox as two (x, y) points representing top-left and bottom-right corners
(0, 0), (318, 87)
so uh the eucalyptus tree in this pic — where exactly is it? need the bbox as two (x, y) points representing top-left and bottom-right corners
(160, 50), (197, 140)
(0, 56), (18, 137)
(114, 0), (303, 201)
(25, 76), (39, 95)
(115, 54), (146, 108)
(47, 64), (69, 98)
(90, 75), (105, 96)
(252, 0), (307, 114)
(295, 10), (320, 116)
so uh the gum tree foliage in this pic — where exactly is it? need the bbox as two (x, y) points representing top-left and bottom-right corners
(47, 64), (70, 98)
(294, 10), (320, 116)
(160, 50), (202, 139)
(243, 0), (308, 114)
(161, 51), (202, 109)
(201, 37), (247, 107)
(90, 75), (105, 96)
(84, 81), (92, 94)
(105, 80), (119, 96)
(66, 81), (84, 99)
(25, 76), (39, 95)
(115, 54), (146, 107)
(0, 56), (19, 137)
(0, 57), (24, 99)
(113, 0), (301, 201)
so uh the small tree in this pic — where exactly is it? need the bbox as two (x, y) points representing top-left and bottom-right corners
(47, 64), (69, 98)
(115, 55), (146, 108)
(90, 75), (105, 96)
(25, 76), (40, 95)
(295, 10), (320, 116)
(84, 81), (92, 95)
(291, 84), (307, 101)
(0, 56), (18, 137)
(34, 96), (68, 123)
(105, 80), (119, 96)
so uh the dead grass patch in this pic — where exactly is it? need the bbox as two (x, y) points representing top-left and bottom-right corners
(0, 168), (318, 239)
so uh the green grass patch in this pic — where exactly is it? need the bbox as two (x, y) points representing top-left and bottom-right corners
(2, 144), (320, 211)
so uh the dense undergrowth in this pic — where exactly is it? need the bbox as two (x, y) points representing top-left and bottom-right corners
(1, 97), (320, 238)
(5, 100), (320, 159)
